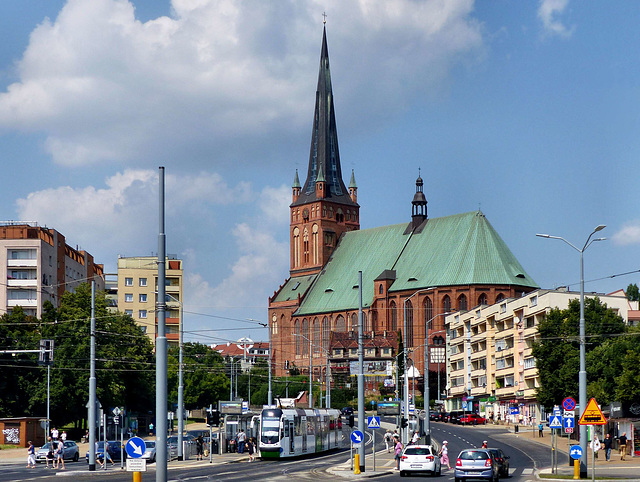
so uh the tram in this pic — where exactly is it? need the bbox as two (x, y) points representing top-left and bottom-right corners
(259, 408), (343, 458)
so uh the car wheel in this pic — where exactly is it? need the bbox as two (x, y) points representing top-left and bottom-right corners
(399, 471), (406, 477)
(473, 420), (477, 426)
(454, 478), (461, 482)
(73, 453), (79, 462)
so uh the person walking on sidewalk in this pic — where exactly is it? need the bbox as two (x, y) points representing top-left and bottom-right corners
(384, 429), (392, 452)
(604, 433), (613, 461)
(438, 441), (451, 470)
(618, 432), (627, 460)
(538, 422), (544, 437)
(394, 435), (403, 470)
(26, 441), (36, 468)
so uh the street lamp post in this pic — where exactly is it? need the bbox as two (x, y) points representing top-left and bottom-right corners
(422, 323), (447, 440)
(293, 333), (331, 409)
(403, 288), (436, 445)
(247, 319), (273, 406)
(537, 224), (606, 478)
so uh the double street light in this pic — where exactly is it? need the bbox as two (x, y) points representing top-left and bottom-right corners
(537, 224), (606, 478)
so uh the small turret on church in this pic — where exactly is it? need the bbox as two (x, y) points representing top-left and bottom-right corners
(410, 172), (428, 232)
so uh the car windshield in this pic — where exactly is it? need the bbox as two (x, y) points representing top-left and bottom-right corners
(404, 447), (432, 456)
(460, 450), (489, 460)
(145, 442), (155, 448)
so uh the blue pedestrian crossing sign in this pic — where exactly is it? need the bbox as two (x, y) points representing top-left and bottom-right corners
(570, 445), (583, 460)
(351, 430), (364, 445)
(549, 415), (562, 428)
(125, 436), (146, 459)
(367, 416), (381, 429)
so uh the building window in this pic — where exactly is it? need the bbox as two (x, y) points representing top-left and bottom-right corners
(322, 317), (330, 351)
(335, 315), (346, 332)
(125, 278), (133, 287)
(139, 310), (147, 319)
(139, 293), (147, 303)
(293, 227), (300, 268)
(389, 301), (397, 332)
(350, 313), (358, 332)
(125, 310), (133, 316)
(295, 320), (301, 355)
(140, 326), (147, 334)
(405, 300), (414, 347)
(530, 295), (537, 307)
(423, 297), (433, 324)
(139, 278), (147, 287)
(303, 228), (309, 263)
(312, 224), (319, 264)
(313, 318), (321, 355)
(442, 295), (451, 313)
(457, 294), (467, 311)
(478, 293), (488, 306)
(363, 312), (369, 332)
(302, 319), (309, 356)
(125, 293), (133, 302)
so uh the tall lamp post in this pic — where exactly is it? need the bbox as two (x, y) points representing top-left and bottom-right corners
(293, 333), (331, 409)
(421, 324), (447, 441)
(537, 224), (606, 478)
(403, 288), (435, 445)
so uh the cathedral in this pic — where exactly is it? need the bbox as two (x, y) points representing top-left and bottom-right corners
(268, 26), (538, 396)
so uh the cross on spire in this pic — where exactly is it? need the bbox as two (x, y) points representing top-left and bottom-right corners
(322, 12), (327, 24)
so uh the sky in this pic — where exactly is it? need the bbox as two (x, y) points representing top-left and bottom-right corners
(1, 0), (639, 346)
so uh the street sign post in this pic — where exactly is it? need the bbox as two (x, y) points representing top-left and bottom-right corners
(351, 430), (364, 446)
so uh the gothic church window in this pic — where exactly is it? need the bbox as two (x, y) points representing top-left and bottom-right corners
(293, 227), (300, 267)
(295, 320), (301, 355)
(424, 297), (433, 324)
(406, 300), (414, 347)
(478, 293), (488, 305)
(390, 301), (397, 332)
(443, 295), (451, 314)
(458, 294), (467, 311)
(312, 224), (319, 264)
(303, 228), (309, 263)
(336, 315), (346, 332)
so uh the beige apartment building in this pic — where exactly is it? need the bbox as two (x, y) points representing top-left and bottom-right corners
(0, 222), (104, 318)
(117, 255), (183, 348)
(445, 288), (640, 424)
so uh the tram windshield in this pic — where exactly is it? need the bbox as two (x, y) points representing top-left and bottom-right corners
(261, 415), (281, 444)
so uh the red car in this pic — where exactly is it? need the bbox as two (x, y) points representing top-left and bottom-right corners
(458, 413), (487, 425)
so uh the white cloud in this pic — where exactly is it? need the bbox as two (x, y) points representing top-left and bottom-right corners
(612, 221), (640, 246)
(537, 0), (575, 38)
(0, 0), (483, 168)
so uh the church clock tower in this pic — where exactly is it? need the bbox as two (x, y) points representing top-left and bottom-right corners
(289, 26), (359, 277)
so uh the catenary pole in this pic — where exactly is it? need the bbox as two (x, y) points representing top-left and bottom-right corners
(156, 166), (168, 481)
(358, 271), (365, 472)
(88, 280), (96, 470)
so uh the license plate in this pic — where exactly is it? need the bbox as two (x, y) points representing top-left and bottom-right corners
(410, 464), (422, 468)
(467, 472), (482, 476)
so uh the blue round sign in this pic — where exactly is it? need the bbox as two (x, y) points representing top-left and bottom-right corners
(569, 445), (583, 460)
(350, 430), (364, 444)
(125, 436), (146, 459)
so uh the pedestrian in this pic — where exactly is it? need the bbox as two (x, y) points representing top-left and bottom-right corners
(411, 430), (420, 445)
(61, 431), (67, 442)
(84, 430), (89, 443)
(196, 435), (204, 461)
(384, 429), (392, 452)
(481, 440), (488, 448)
(104, 442), (114, 466)
(618, 432), (627, 461)
(55, 438), (65, 470)
(26, 441), (36, 468)
(46, 437), (55, 468)
(51, 427), (59, 442)
(604, 433), (613, 461)
(247, 437), (255, 462)
(538, 422), (544, 437)
(438, 440), (451, 469)
(237, 429), (246, 454)
(95, 442), (104, 468)
(394, 435), (403, 470)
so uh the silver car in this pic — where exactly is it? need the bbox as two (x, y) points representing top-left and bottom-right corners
(399, 444), (441, 477)
(36, 441), (80, 463)
(454, 448), (499, 482)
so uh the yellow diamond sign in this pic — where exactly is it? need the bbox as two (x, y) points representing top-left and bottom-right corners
(578, 398), (607, 425)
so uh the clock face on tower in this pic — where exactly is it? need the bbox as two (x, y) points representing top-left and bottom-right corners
(302, 208), (309, 220)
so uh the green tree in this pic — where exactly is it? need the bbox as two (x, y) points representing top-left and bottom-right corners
(533, 297), (627, 409)
(626, 283), (639, 302)
(168, 342), (229, 410)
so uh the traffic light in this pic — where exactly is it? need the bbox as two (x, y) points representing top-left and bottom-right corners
(39, 339), (54, 366)
(207, 409), (220, 427)
(348, 415), (355, 427)
(401, 417), (408, 428)
(285, 360), (290, 370)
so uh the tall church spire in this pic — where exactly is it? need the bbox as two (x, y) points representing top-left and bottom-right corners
(293, 26), (356, 208)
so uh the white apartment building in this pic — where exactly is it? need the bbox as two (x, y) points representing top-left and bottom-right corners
(0, 222), (104, 318)
(117, 255), (183, 348)
(445, 288), (640, 424)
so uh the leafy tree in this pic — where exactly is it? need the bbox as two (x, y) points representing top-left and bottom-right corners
(533, 297), (627, 409)
(168, 342), (228, 409)
(626, 283), (640, 302)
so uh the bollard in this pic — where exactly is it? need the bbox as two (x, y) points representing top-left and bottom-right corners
(354, 453), (361, 474)
(133, 471), (142, 482)
(573, 459), (580, 480)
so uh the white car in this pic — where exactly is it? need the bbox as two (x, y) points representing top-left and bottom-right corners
(399, 444), (441, 477)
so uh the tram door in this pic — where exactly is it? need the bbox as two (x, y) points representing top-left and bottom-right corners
(285, 419), (294, 454)
(301, 416), (307, 452)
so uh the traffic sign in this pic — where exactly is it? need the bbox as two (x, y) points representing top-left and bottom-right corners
(549, 416), (562, 428)
(126, 458), (147, 472)
(350, 430), (364, 445)
(125, 436), (146, 459)
(562, 397), (576, 411)
(553, 405), (561, 417)
(367, 416), (381, 429)
(569, 445), (583, 460)
(563, 410), (575, 418)
(563, 417), (575, 430)
(565, 427), (573, 434)
(579, 398), (607, 425)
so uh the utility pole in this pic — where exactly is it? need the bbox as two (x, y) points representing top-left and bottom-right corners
(357, 271), (365, 472)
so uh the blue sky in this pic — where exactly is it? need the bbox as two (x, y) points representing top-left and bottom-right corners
(1, 1), (638, 345)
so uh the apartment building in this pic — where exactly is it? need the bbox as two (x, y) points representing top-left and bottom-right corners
(0, 222), (104, 318)
(117, 255), (183, 348)
(445, 288), (639, 423)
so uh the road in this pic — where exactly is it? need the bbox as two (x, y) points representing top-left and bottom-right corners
(0, 421), (568, 482)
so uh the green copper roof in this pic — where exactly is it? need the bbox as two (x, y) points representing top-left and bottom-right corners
(294, 211), (537, 316)
(349, 169), (357, 189)
(292, 169), (301, 189)
(272, 274), (316, 303)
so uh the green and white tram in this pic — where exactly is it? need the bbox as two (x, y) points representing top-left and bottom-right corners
(259, 408), (343, 458)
